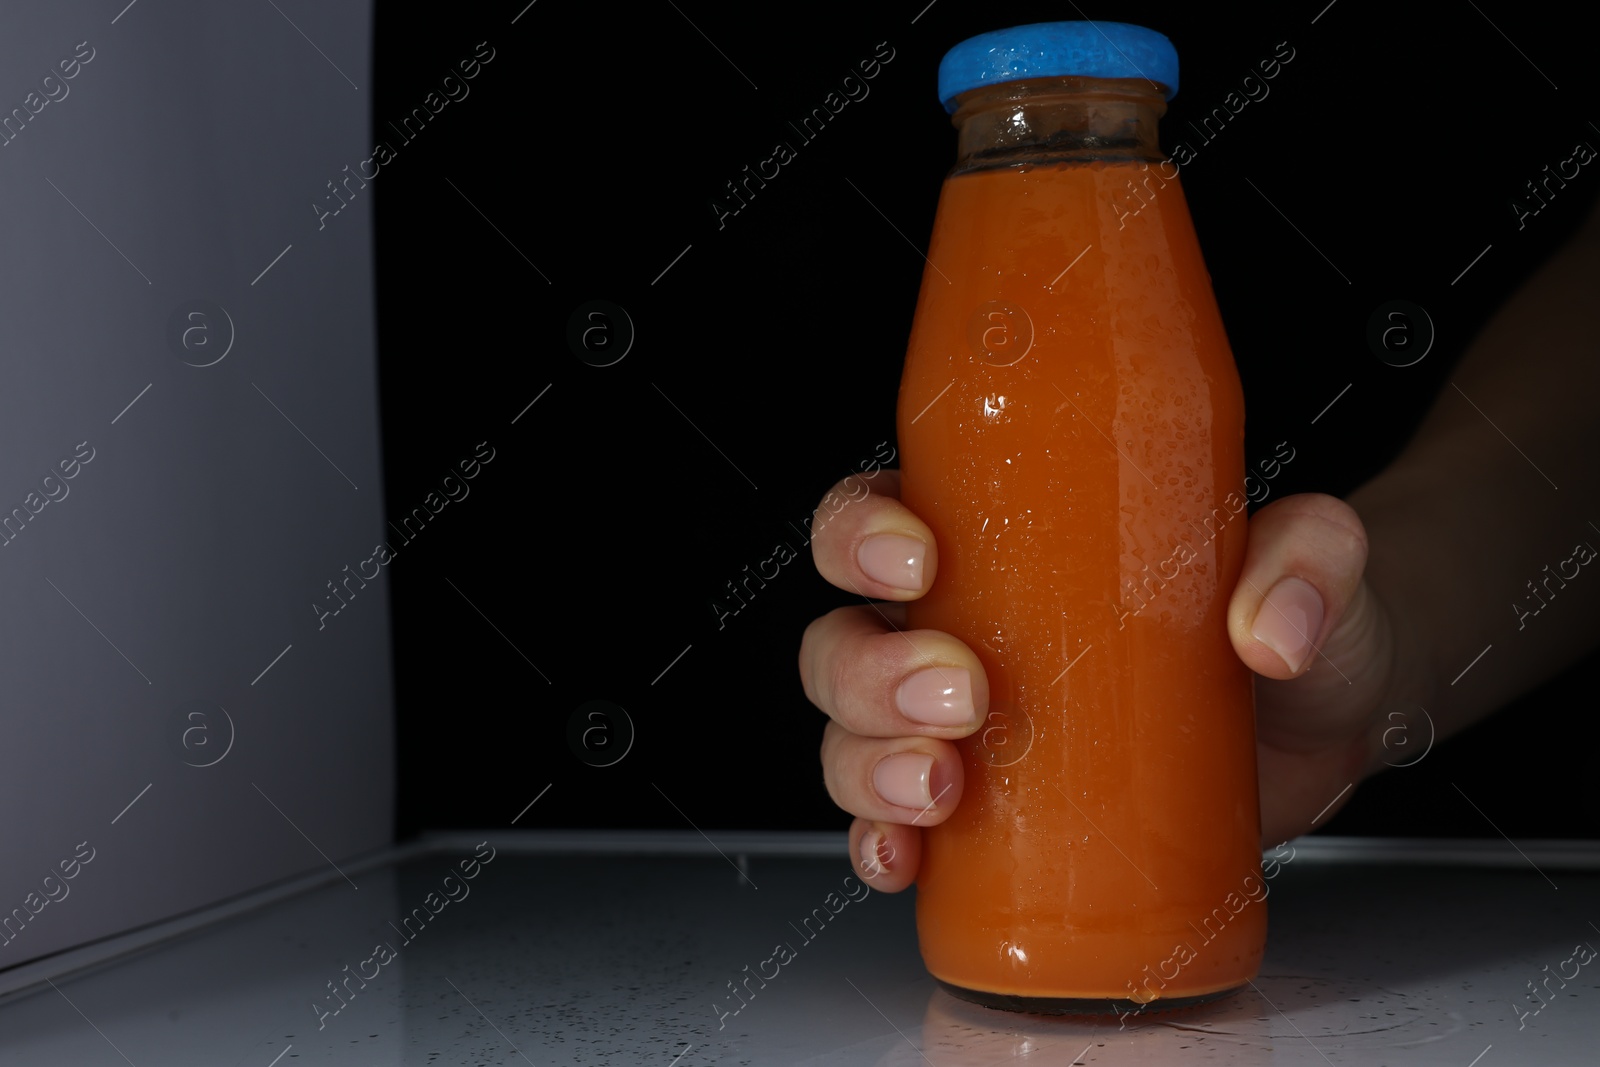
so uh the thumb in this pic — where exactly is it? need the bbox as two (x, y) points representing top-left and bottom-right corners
(1228, 493), (1391, 749)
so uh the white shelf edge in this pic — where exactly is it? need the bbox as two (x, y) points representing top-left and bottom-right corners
(3, 831), (1595, 1004)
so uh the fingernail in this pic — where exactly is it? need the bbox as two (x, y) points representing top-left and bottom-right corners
(873, 752), (934, 810)
(896, 667), (974, 726)
(1251, 576), (1324, 673)
(860, 829), (890, 878)
(858, 535), (925, 591)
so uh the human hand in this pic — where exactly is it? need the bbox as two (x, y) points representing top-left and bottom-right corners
(799, 471), (1417, 891)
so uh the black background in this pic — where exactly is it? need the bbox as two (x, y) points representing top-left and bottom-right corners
(371, 1), (1600, 839)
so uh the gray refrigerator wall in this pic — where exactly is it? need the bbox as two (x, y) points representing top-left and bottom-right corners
(0, 2), (393, 968)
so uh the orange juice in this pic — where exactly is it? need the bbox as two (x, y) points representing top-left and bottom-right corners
(901, 25), (1263, 1012)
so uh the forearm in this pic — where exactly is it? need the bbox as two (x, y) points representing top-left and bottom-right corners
(1348, 202), (1600, 746)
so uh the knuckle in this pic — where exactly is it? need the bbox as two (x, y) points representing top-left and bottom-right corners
(805, 607), (857, 712)
(819, 729), (847, 809)
(830, 627), (904, 727)
(798, 622), (823, 707)
(812, 478), (877, 543)
(825, 637), (865, 724)
(823, 773), (845, 812)
(1283, 493), (1369, 556)
(1321, 506), (1369, 561)
(819, 720), (837, 762)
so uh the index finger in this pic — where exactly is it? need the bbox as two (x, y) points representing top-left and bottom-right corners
(809, 469), (939, 602)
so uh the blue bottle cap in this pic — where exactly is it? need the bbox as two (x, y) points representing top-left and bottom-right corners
(938, 21), (1179, 113)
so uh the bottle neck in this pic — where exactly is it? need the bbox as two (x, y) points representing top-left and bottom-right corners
(949, 77), (1167, 174)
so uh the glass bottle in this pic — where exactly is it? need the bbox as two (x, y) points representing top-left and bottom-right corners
(899, 21), (1264, 1013)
